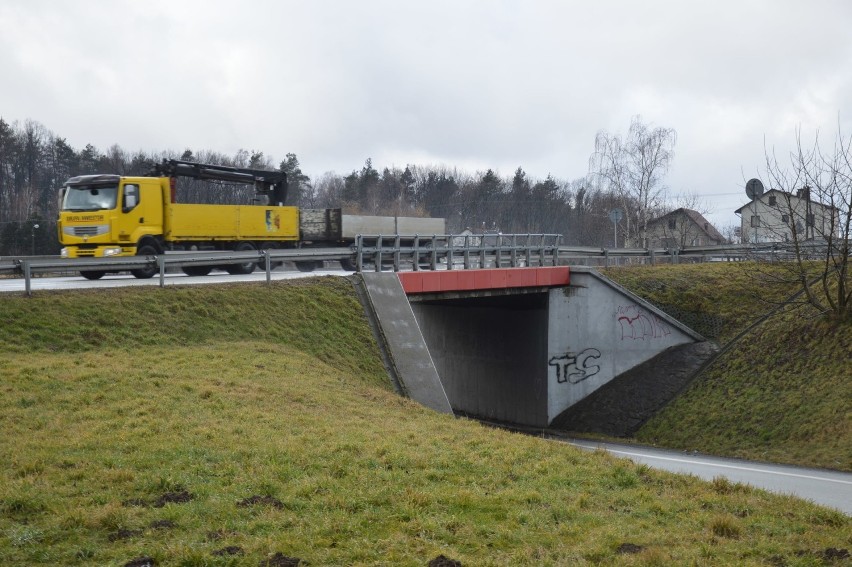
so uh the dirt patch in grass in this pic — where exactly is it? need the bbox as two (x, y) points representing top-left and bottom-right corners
(237, 495), (284, 509)
(149, 519), (176, 530)
(616, 543), (644, 554)
(822, 548), (850, 561)
(121, 491), (194, 508)
(428, 555), (462, 566)
(260, 552), (302, 566)
(206, 529), (230, 541)
(212, 545), (244, 556)
(153, 490), (194, 507)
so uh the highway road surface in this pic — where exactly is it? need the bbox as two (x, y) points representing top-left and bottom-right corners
(0, 267), (354, 294)
(568, 439), (852, 515)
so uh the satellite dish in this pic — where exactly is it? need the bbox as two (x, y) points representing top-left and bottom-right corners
(746, 178), (764, 200)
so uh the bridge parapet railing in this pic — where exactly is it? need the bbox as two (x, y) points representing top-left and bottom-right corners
(354, 233), (563, 272)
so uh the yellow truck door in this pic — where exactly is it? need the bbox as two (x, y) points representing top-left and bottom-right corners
(116, 179), (164, 248)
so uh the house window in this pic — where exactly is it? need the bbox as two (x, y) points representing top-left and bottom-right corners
(751, 215), (761, 228)
(667, 218), (676, 230)
(807, 213), (815, 227)
(781, 214), (789, 224)
(768, 195), (777, 206)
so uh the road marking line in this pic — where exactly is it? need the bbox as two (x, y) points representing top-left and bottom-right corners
(570, 443), (852, 485)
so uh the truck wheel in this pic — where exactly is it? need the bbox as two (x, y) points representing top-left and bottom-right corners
(80, 270), (105, 280)
(131, 244), (159, 279)
(294, 260), (318, 272)
(340, 257), (357, 271)
(226, 242), (257, 275)
(182, 266), (212, 277)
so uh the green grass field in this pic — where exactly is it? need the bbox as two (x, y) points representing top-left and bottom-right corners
(1, 276), (849, 565)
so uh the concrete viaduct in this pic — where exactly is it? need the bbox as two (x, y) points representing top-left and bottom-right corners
(353, 266), (718, 436)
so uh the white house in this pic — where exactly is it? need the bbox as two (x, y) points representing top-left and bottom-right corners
(735, 187), (838, 244)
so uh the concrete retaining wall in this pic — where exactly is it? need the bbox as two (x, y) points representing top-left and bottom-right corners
(546, 267), (702, 423)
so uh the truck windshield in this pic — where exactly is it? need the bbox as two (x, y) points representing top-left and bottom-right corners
(62, 185), (118, 212)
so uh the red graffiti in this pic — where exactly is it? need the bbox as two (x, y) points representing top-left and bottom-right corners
(617, 305), (670, 340)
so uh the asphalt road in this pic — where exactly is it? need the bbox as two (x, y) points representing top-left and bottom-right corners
(568, 439), (852, 516)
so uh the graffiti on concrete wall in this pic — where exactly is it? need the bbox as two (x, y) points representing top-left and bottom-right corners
(617, 305), (671, 341)
(549, 348), (602, 384)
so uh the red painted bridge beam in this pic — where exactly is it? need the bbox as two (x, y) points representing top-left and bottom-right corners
(397, 266), (570, 294)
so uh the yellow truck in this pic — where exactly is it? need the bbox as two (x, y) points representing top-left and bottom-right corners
(58, 159), (446, 279)
(58, 160), (312, 279)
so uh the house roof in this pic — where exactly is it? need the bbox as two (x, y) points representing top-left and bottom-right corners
(733, 188), (785, 214)
(647, 208), (725, 242)
(734, 188), (837, 215)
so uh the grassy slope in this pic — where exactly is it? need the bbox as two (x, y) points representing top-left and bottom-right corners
(0, 278), (386, 387)
(604, 263), (852, 471)
(1, 277), (849, 565)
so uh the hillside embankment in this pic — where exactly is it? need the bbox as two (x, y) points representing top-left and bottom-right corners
(603, 262), (852, 472)
(0, 276), (848, 565)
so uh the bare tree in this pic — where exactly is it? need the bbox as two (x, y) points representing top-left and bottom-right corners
(589, 116), (676, 246)
(719, 223), (741, 245)
(313, 171), (346, 209)
(758, 127), (852, 320)
(103, 144), (129, 174)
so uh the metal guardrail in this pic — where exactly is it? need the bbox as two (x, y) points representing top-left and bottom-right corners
(0, 260), (18, 275)
(557, 241), (849, 266)
(354, 233), (563, 272)
(6, 248), (352, 295)
(4, 238), (846, 295)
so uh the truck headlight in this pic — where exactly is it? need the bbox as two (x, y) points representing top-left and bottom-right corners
(102, 247), (123, 257)
(60, 247), (69, 258)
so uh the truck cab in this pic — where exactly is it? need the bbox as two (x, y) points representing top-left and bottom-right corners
(58, 175), (165, 258)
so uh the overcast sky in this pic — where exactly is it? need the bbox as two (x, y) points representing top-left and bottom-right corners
(2, 0), (851, 229)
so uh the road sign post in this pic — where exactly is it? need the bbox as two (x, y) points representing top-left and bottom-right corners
(608, 209), (623, 248)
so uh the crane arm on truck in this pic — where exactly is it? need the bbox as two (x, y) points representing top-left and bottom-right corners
(149, 159), (288, 205)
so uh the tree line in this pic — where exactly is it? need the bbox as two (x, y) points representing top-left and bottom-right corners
(0, 116), (680, 256)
